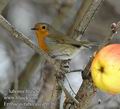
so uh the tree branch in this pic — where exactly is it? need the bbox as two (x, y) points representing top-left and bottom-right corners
(68, 0), (104, 39)
(18, 53), (43, 89)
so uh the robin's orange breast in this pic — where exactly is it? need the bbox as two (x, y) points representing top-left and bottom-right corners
(35, 30), (49, 52)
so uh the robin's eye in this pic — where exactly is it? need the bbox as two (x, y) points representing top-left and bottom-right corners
(42, 25), (46, 29)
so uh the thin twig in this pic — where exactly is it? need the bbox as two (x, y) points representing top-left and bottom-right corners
(70, 69), (83, 73)
(65, 75), (76, 96)
(57, 80), (79, 104)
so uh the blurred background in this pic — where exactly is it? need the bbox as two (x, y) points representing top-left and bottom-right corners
(0, 0), (120, 109)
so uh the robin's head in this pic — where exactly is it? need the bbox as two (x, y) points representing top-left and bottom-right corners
(31, 23), (55, 37)
(31, 23), (53, 52)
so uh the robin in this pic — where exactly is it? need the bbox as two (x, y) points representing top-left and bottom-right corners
(31, 22), (96, 60)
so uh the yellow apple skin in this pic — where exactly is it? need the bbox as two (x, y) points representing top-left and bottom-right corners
(91, 44), (120, 94)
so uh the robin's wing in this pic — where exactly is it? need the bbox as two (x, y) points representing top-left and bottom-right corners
(48, 33), (98, 48)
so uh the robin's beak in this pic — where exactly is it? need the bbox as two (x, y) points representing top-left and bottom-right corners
(31, 27), (38, 30)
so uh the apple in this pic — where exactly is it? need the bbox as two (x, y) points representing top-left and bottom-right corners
(91, 44), (120, 94)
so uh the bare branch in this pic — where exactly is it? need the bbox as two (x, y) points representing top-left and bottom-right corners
(68, 0), (104, 39)
(18, 53), (43, 89)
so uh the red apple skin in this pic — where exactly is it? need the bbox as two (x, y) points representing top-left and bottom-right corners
(94, 44), (120, 62)
(91, 44), (120, 94)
